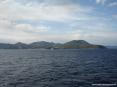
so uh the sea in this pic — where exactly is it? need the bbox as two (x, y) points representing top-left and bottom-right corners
(0, 49), (117, 87)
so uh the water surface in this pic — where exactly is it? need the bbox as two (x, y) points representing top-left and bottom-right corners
(0, 49), (117, 87)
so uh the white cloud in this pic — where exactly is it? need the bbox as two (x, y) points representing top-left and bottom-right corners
(0, 19), (49, 43)
(69, 19), (117, 45)
(96, 0), (107, 5)
(15, 24), (49, 33)
(0, 0), (94, 43)
(108, 2), (117, 7)
(16, 0), (72, 6)
(69, 29), (117, 45)
(0, 0), (93, 22)
(0, 0), (116, 45)
(0, 19), (12, 30)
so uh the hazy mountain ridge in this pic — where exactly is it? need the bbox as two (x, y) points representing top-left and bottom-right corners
(30, 41), (55, 49)
(0, 40), (106, 49)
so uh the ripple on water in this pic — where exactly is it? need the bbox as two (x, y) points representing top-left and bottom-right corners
(0, 49), (117, 87)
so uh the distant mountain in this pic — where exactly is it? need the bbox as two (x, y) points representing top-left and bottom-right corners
(30, 41), (55, 49)
(0, 43), (15, 49)
(14, 42), (29, 49)
(0, 40), (106, 49)
(58, 40), (106, 49)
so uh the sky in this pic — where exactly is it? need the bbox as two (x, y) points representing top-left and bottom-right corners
(0, 0), (117, 45)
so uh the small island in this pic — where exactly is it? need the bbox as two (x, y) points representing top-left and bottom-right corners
(0, 40), (106, 49)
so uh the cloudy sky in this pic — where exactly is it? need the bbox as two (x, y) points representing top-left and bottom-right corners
(0, 0), (117, 45)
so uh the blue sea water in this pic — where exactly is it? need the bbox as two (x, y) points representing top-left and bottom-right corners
(0, 49), (117, 87)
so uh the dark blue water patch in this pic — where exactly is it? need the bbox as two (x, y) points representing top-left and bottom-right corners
(0, 49), (117, 87)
